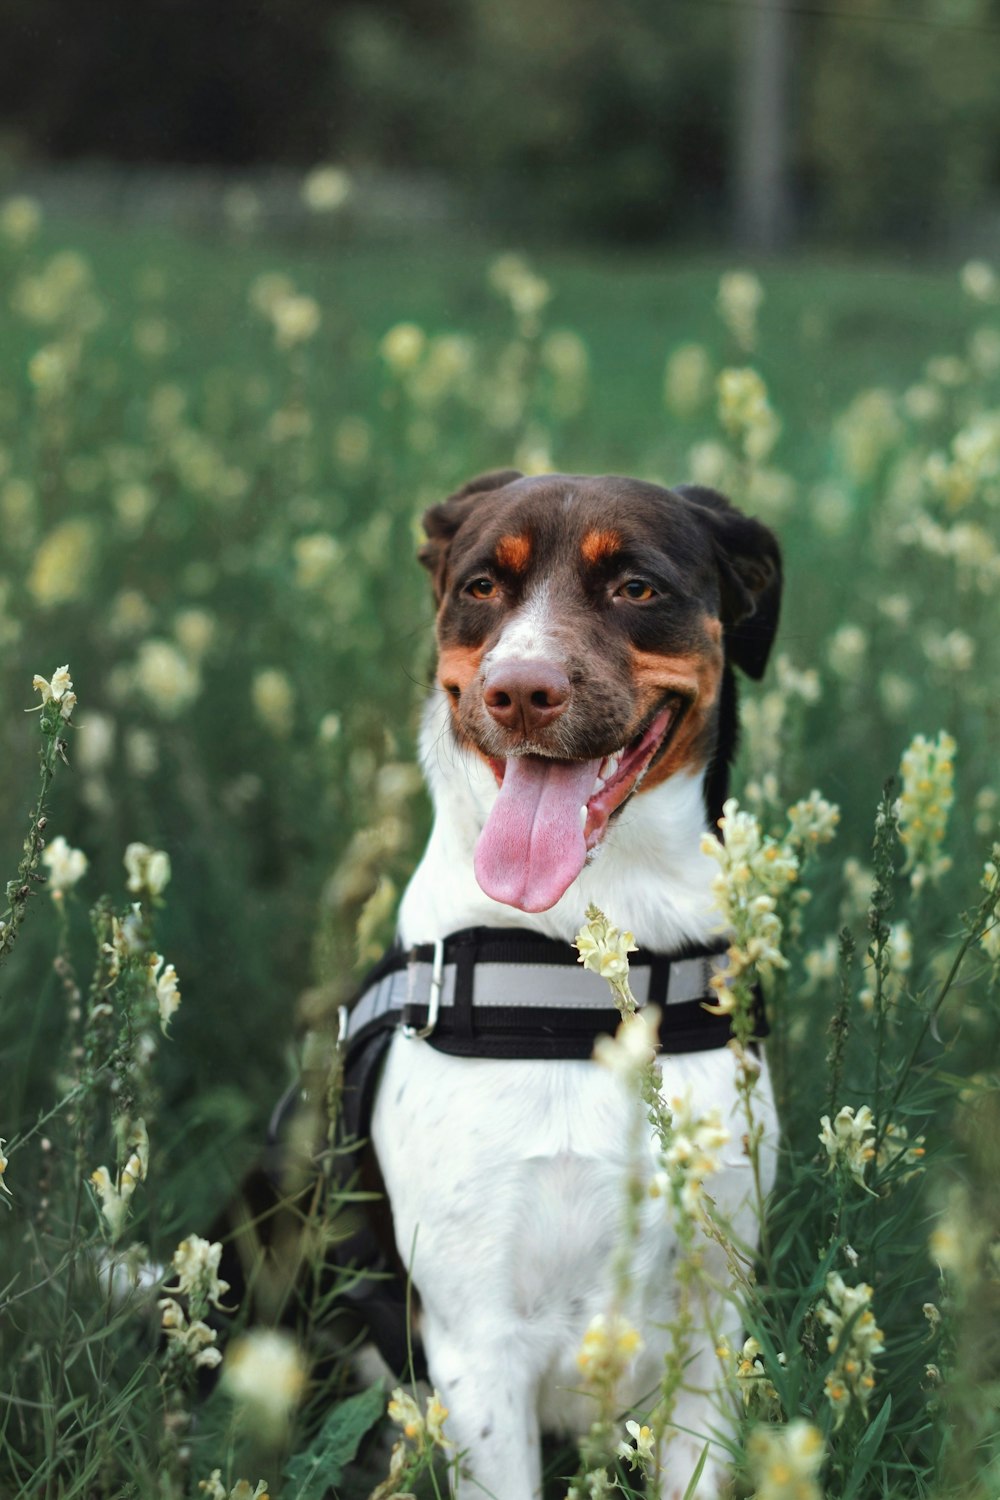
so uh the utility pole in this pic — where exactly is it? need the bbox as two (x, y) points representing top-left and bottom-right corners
(734, 0), (793, 252)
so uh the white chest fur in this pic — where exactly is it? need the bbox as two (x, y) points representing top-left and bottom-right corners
(370, 691), (776, 1497)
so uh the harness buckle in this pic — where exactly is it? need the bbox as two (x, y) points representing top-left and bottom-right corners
(401, 937), (445, 1040)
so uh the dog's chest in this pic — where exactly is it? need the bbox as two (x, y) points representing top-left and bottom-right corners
(370, 1035), (763, 1424)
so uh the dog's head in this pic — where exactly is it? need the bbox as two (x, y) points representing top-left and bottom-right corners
(419, 470), (781, 912)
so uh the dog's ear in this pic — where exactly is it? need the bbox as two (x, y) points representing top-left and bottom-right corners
(419, 469), (523, 601)
(674, 484), (782, 680)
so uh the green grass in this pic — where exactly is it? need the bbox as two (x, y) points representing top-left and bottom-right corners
(0, 209), (998, 1498)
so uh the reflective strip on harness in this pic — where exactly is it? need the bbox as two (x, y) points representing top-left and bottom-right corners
(344, 930), (734, 1050)
(336, 926), (766, 1147)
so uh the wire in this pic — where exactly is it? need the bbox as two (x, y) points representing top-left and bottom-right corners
(672, 0), (1000, 38)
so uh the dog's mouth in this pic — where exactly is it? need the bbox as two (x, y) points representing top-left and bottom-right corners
(473, 698), (686, 913)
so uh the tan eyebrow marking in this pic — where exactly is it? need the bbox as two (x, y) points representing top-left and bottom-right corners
(580, 528), (622, 566)
(494, 533), (532, 572)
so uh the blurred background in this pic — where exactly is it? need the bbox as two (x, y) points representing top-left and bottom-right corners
(1, 2), (1000, 1493)
(2, 0), (999, 251)
(1, 0), (998, 1339)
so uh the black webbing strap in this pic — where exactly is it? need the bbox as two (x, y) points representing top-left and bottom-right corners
(394, 996), (742, 1059)
(401, 924), (711, 974)
(337, 926), (768, 1144)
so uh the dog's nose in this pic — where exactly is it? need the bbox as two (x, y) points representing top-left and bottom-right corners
(483, 659), (570, 735)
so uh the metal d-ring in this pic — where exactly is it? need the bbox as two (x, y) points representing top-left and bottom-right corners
(401, 937), (444, 1040)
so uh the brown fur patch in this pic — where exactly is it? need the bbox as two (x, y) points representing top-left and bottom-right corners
(580, 528), (621, 566)
(494, 533), (532, 573)
(437, 643), (485, 698)
(628, 623), (724, 789)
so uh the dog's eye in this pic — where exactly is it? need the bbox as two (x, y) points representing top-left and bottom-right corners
(617, 580), (656, 602)
(466, 578), (497, 600)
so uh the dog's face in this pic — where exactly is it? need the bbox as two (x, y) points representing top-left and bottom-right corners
(420, 470), (781, 913)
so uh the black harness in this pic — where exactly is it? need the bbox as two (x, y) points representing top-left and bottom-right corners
(337, 925), (760, 1149)
(269, 926), (765, 1376)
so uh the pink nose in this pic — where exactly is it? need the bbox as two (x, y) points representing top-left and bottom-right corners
(483, 659), (570, 735)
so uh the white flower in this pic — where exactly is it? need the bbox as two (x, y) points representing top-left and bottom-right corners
(592, 1007), (660, 1082)
(576, 1313), (643, 1388)
(717, 270), (764, 352)
(31, 664), (77, 719)
(877, 1120), (926, 1181)
(173, 607), (216, 661)
(817, 1272), (884, 1427)
(717, 367), (780, 462)
(664, 343), (712, 416)
(960, 260), (998, 303)
(1, 195), (42, 245)
(222, 1329), (307, 1438)
(148, 954), (181, 1035)
(159, 1298), (222, 1369)
(746, 1420), (824, 1500)
(42, 835), (88, 897)
(700, 798), (800, 1007)
(802, 936), (839, 992)
(124, 842), (171, 897)
(302, 165), (351, 212)
(292, 532), (343, 589)
(270, 294), (321, 350)
(731, 1336), (786, 1418)
(387, 1386), (453, 1452)
(90, 1119), (149, 1242)
(379, 322), (426, 373)
(574, 905), (638, 983)
(819, 1104), (876, 1189)
(252, 669), (296, 737)
(0, 1138), (12, 1198)
(786, 792), (841, 850)
(896, 731), (956, 891)
(660, 1090), (731, 1216)
(775, 654), (821, 704)
(826, 623), (868, 680)
(135, 638), (201, 717)
(981, 859), (1000, 964)
(836, 388), (902, 482)
(164, 1235), (231, 1309)
(488, 254), (551, 322)
(616, 1418), (655, 1470)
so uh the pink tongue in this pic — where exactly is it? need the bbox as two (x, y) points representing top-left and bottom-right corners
(474, 755), (601, 913)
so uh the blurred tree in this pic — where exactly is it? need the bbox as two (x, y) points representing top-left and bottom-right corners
(333, 0), (733, 239)
(0, 0), (998, 244)
(0, 0), (340, 163)
(799, 0), (1000, 242)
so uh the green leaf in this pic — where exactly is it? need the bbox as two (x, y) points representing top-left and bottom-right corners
(841, 1395), (893, 1500)
(283, 1382), (386, 1499)
(681, 1442), (709, 1500)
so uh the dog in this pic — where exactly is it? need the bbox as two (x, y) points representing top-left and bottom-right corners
(358, 470), (782, 1498)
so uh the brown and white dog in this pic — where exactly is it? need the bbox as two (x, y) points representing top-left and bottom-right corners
(370, 470), (781, 1498)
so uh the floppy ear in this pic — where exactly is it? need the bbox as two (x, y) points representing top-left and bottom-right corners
(418, 469), (523, 602)
(674, 484), (782, 680)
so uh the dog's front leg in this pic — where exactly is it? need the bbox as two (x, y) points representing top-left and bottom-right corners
(425, 1323), (543, 1500)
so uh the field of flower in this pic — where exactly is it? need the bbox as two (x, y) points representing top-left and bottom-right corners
(0, 193), (998, 1500)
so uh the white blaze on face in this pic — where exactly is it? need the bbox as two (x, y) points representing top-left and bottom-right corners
(481, 582), (562, 670)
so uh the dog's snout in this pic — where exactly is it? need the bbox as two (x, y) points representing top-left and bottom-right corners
(483, 659), (570, 735)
